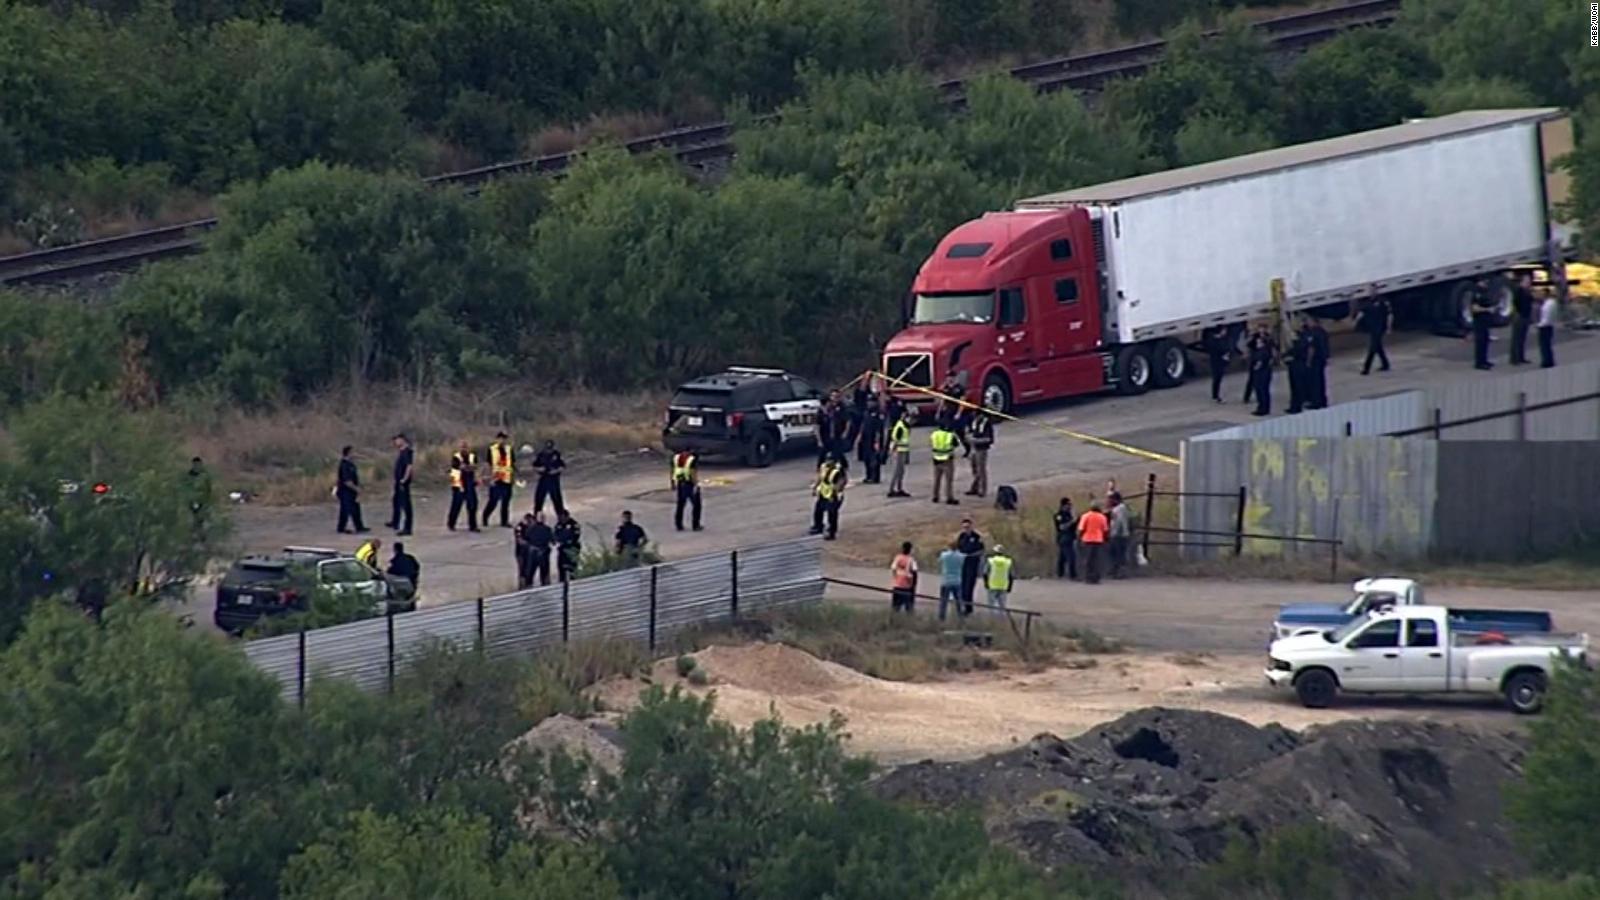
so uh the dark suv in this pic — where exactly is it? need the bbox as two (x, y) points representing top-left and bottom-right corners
(662, 367), (823, 467)
(214, 546), (413, 635)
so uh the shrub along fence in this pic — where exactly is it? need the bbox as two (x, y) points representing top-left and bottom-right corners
(243, 539), (824, 705)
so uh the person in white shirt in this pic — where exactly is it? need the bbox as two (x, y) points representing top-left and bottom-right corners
(1537, 292), (1558, 369)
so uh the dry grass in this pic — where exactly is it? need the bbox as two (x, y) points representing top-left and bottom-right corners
(177, 383), (662, 505)
(671, 601), (1106, 683)
(841, 464), (1165, 577)
(0, 189), (214, 252)
(527, 110), (684, 158)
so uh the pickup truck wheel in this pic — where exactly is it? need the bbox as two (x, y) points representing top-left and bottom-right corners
(980, 371), (1013, 415)
(1151, 339), (1188, 389)
(1293, 669), (1337, 709)
(1503, 671), (1546, 714)
(744, 429), (777, 468)
(1114, 346), (1151, 396)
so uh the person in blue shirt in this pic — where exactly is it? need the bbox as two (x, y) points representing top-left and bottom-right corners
(937, 541), (965, 622)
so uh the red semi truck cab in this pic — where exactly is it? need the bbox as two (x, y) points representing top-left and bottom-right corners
(882, 207), (1122, 415)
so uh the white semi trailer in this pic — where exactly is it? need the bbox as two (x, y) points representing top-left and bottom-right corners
(884, 107), (1575, 410)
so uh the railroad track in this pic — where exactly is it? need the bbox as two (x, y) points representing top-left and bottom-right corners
(0, 0), (1398, 287)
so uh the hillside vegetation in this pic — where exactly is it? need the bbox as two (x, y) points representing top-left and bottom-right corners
(2, 0), (1596, 417)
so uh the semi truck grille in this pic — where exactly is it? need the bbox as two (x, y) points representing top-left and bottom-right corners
(884, 353), (933, 388)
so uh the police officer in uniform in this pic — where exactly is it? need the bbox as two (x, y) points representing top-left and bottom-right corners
(1248, 324), (1275, 417)
(930, 420), (959, 505)
(965, 410), (994, 498)
(809, 452), (848, 541)
(856, 397), (885, 484)
(526, 512), (553, 586)
(1286, 318), (1310, 415)
(335, 445), (367, 534)
(1471, 279), (1496, 370)
(533, 440), (567, 516)
(886, 408), (913, 498)
(447, 440), (480, 532)
(483, 431), (516, 528)
(671, 450), (703, 531)
(514, 512), (536, 588)
(1305, 318), (1330, 409)
(554, 510), (581, 582)
(387, 433), (414, 536)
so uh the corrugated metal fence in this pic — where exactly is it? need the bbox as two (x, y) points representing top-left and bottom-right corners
(1181, 359), (1600, 561)
(244, 539), (824, 704)
(1190, 358), (1600, 442)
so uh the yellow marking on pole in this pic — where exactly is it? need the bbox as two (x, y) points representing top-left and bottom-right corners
(873, 369), (1180, 466)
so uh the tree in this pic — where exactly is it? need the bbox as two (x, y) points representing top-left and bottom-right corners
(0, 394), (221, 644)
(0, 603), (288, 896)
(1106, 16), (1278, 165)
(1402, 0), (1573, 106)
(280, 809), (618, 899)
(115, 163), (531, 403)
(1278, 29), (1436, 143)
(1173, 113), (1273, 166)
(0, 292), (120, 409)
(528, 687), (1056, 899)
(1507, 660), (1600, 877)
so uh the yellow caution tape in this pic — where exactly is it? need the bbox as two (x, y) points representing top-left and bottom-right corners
(872, 369), (1179, 466)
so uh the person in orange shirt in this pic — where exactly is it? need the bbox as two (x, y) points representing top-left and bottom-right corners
(1076, 501), (1109, 584)
(889, 541), (918, 613)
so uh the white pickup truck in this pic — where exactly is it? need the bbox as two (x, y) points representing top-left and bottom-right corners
(1266, 605), (1588, 714)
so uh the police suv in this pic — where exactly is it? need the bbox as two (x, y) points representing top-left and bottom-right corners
(663, 367), (823, 467)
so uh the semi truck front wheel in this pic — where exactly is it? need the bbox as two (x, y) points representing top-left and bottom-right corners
(980, 371), (1012, 415)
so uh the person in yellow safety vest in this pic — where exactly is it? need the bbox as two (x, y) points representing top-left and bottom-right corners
(983, 544), (1014, 614)
(671, 450), (703, 532)
(483, 431), (516, 529)
(930, 422), (959, 505)
(886, 409), (913, 499)
(808, 452), (848, 541)
(355, 536), (382, 569)
(447, 441), (480, 532)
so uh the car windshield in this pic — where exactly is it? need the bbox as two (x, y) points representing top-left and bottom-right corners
(320, 560), (374, 585)
(1327, 615), (1378, 643)
(912, 292), (994, 325)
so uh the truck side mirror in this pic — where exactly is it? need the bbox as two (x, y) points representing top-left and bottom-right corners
(900, 292), (912, 327)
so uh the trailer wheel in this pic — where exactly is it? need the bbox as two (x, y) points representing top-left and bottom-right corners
(1503, 670), (1546, 714)
(980, 371), (1013, 415)
(1151, 339), (1188, 389)
(1293, 669), (1337, 709)
(1114, 346), (1151, 396)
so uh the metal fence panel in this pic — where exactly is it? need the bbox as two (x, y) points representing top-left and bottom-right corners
(1188, 391), (1425, 441)
(655, 555), (735, 642)
(243, 633), (303, 700)
(1181, 437), (1437, 559)
(1423, 357), (1600, 441)
(304, 616), (390, 692)
(392, 600), (480, 665)
(568, 567), (654, 645)
(242, 539), (826, 696)
(738, 540), (824, 615)
(482, 584), (565, 659)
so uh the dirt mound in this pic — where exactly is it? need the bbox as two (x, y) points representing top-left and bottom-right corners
(875, 708), (1527, 893)
(688, 642), (872, 695)
(505, 713), (624, 773)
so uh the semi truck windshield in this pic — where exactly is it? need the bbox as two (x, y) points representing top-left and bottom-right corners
(912, 292), (994, 324)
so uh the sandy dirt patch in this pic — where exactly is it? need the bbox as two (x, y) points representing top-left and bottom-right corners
(593, 642), (1516, 764)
